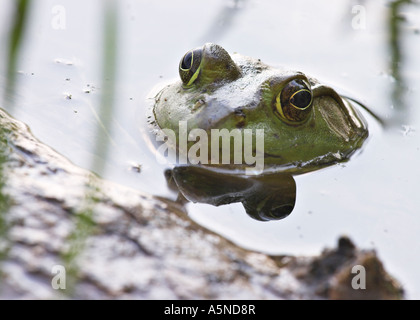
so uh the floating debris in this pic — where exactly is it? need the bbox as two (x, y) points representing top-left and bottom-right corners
(129, 162), (142, 173)
(401, 125), (415, 136)
(64, 92), (72, 100)
(83, 84), (96, 93)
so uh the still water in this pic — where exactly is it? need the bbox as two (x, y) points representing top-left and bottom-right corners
(1, 0), (419, 298)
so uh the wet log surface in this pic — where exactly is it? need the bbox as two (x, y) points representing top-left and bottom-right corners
(0, 110), (403, 299)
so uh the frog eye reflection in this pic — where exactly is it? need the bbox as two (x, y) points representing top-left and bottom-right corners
(275, 79), (313, 124)
(179, 48), (203, 87)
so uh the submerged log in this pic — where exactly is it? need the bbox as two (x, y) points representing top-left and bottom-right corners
(0, 109), (403, 299)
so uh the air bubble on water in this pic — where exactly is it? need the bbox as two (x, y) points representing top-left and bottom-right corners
(54, 58), (74, 66)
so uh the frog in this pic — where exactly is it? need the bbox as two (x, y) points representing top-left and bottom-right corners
(150, 43), (368, 175)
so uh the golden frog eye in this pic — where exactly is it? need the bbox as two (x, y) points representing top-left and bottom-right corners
(275, 79), (313, 124)
(179, 48), (203, 87)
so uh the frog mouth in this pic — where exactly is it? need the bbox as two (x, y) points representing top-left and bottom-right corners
(312, 84), (368, 144)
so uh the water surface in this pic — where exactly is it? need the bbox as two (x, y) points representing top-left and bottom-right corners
(1, 0), (419, 298)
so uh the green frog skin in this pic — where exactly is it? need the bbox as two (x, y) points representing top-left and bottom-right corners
(152, 43), (368, 174)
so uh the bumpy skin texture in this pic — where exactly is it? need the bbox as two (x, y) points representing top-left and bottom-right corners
(153, 43), (368, 174)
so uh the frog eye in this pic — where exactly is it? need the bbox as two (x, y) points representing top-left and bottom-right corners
(179, 48), (203, 87)
(275, 79), (313, 124)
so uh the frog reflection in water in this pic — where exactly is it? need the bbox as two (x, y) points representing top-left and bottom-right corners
(151, 43), (368, 221)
